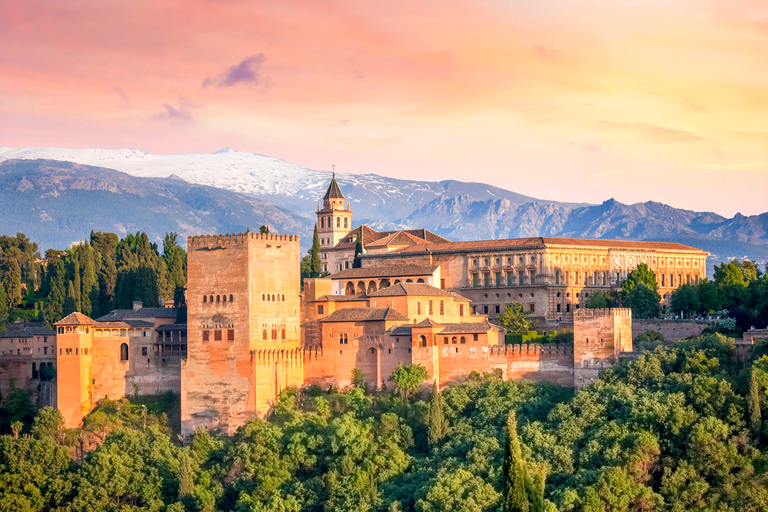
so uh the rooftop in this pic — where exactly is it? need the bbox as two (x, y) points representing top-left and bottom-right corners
(368, 282), (471, 301)
(95, 307), (176, 322)
(330, 264), (439, 280)
(323, 175), (344, 200)
(321, 307), (409, 323)
(55, 312), (94, 326)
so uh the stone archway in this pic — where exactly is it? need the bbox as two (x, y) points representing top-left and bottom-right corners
(367, 281), (377, 294)
(419, 335), (427, 347)
(345, 282), (355, 295)
(356, 281), (366, 295)
(380, 279), (391, 288)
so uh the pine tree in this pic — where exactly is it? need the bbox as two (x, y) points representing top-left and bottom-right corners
(749, 370), (762, 437)
(5, 258), (22, 308)
(353, 233), (364, 268)
(63, 281), (78, 315)
(428, 381), (448, 447)
(503, 410), (531, 512)
(310, 224), (322, 276)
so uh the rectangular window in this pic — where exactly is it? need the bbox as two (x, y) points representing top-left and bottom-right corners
(529, 304), (535, 313)
(440, 301), (444, 315)
(43, 347), (47, 355)
(141, 347), (148, 356)
(214, 330), (222, 341)
(281, 329), (286, 340)
(661, 274), (666, 286)
(75, 348), (78, 355)
(317, 305), (324, 315)
(602, 272), (607, 286)
(228, 329), (235, 341)
(530, 271), (536, 285)
(566, 304), (570, 313)
(565, 271), (570, 285)
(678, 275), (682, 287)
(429, 300), (433, 315)
(519, 271), (524, 286)
(507, 272), (514, 286)
(483, 273), (490, 287)
(555, 271), (560, 285)
(670, 274), (674, 287)
(32, 363), (38, 379)
(459, 304), (464, 317)
(472, 273), (480, 287)
(495, 305), (500, 314)
(440, 278), (446, 289)
(417, 302), (422, 315)
(557, 304), (561, 312)
(339, 333), (348, 345)
(473, 334), (479, 341)
(584, 272), (588, 285)
(495, 272), (502, 286)
(483, 305), (489, 314)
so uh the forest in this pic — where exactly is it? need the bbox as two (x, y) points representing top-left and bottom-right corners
(1, 333), (768, 511)
(0, 231), (187, 326)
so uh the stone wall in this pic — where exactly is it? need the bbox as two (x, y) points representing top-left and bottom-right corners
(573, 308), (632, 389)
(633, 320), (711, 342)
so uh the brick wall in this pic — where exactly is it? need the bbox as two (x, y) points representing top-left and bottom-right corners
(633, 320), (711, 342)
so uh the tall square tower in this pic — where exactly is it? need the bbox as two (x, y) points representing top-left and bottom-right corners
(181, 232), (303, 436)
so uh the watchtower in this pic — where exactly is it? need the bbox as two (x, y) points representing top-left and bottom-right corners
(55, 313), (94, 428)
(573, 308), (632, 388)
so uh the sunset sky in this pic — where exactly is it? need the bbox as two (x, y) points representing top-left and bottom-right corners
(1, 0), (767, 216)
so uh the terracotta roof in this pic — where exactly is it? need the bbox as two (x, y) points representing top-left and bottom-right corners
(413, 318), (441, 328)
(329, 225), (450, 251)
(323, 176), (344, 200)
(367, 231), (430, 248)
(330, 265), (439, 280)
(55, 312), (94, 326)
(156, 323), (187, 332)
(439, 321), (497, 334)
(368, 282), (471, 301)
(321, 307), (409, 323)
(384, 237), (706, 254)
(314, 294), (369, 302)
(389, 325), (413, 336)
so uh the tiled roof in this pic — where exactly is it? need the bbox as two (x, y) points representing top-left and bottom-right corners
(123, 319), (156, 328)
(368, 282), (471, 301)
(329, 225), (450, 251)
(156, 323), (187, 332)
(439, 321), (497, 334)
(413, 318), (441, 328)
(330, 265), (439, 280)
(321, 307), (409, 323)
(0, 326), (56, 338)
(389, 325), (413, 336)
(314, 295), (369, 302)
(385, 237), (705, 254)
(367, 231), (429, 248)
(323, 175), (344, 199)
(93, 321), (131, 329)
(55, 312), (94, 326)
(95, 307), (177, 321)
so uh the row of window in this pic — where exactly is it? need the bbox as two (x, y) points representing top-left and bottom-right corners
(262, 293), (286, 302)
(202, 294), (234, 303)
(472, 256), (539, 268)
(59, 347), (91, 356)
(57, 326), (89, 334)
(202, 330), (235, 342)
(263, 328), (287, 341)
(475, 303), (536, 315)
(472, 271), (537, 287)
(320, 216), (348, 230)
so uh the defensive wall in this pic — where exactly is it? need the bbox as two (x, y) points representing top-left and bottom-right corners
(632, 319), (711, 342)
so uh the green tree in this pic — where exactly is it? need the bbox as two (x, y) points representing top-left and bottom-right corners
(748, 370), (762, 437)
(585, 291), (609, 309)
(428, 381), (448, 447)
(310, 224), (322, 276)
(624, 282), (660, 318)
(390, 363), (428, 400)
(713, 261), (747, 287)
(353, 233), (364, 268)
(697, 279), (720, 313)
(741, 260), (759, 282)
(174, 285), (187, 324)
(31, 407), (65, 442)
(80, 245), (98, 317)
(97, 254), (117, 316)
(670, 283), (700, 318)
(46, 259), (67, 325)
(71, 253), (81, 311)
(178, 451), (194, 498)
(503, 410), (535, 512)
(497, 303), (535, 333)
(352, 368), (366, 389)
(259, 225), (270, 234)
(5, 258), (22, 308)
(0, 281), (7, 319)
(621, 263), (657, 295)
(63, 281), (78, 315)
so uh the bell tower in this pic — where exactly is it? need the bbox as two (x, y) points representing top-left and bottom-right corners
(316, 169), (352, 258)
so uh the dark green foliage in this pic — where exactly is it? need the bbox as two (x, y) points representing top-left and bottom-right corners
(0, 282), (7, 318)
(670, 283), (700, 318)
(428, 382), (447, 447)
(621, 263), (658, 294)
(45, 259), (66, 325)
(311, 223), (322, 276)
(5, 258), (22, 308)
(114, 266), (159, 308)
(63, 281), (78, 316)
(497, 303), (535, 332)
(749, 370), (762, 437)
(624, 282), (661, 318)
(354, 233), (364, 268)
(259, 224), (269, 234)
(174, 284), (187, 324)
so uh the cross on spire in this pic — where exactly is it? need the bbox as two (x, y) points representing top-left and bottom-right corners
(331, 163), (336, 177)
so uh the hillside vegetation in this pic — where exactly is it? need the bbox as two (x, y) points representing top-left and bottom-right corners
(2, 334), (768, 511)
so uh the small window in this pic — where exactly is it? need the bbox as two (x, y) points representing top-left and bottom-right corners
(281, 329), (286, 340)
(216, 295), (220, 302)
(443, 337), (448, 345)
(202, 330), (210, 342)
(473, 334), (478, 342)
(213, 330), (222, 341)
(209, 295), (214, 303)
(263, 329), (267, 340)
(429, 301), (433, 315)
(440, 301), (444, 315)
(203, 295), (207, 303)
(318, 305), (324, 314)
(452, 336), (457, 344)
(495, 305), (500, 314)
(120, 343), (129, 361)
(282, 294), (285, 301)
(459, 304), (464, 317)
(142, 346), (148, 356)
(222, 295), (227, 302)
(460, 336), (466, 344)
(262, 293), (265, 300)
(230, 294), (233, 302)
(483, 305), (489, 315)
(227, 329), (235, 341)
(417, 302), (421, 315)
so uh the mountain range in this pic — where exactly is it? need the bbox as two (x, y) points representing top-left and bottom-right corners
(0, 146), (766, 273)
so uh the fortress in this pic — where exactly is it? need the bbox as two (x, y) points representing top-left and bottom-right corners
(0, 176), (710, 434)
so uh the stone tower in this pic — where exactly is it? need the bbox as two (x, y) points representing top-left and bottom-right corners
(55, 313), (95, 428)
(316, 174), (352, 253)
(572, 308), (632, 388)
(181, 232), (303, 436)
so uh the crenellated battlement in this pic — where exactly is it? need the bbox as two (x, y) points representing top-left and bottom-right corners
(574, 307), (632, 319)
(188, 232), (301, 250)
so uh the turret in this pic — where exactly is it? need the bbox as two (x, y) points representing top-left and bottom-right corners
(316, 172), (352, 250)
(54, 312), (94, 428)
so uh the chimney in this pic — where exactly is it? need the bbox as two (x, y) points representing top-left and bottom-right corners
(132, 300), (143, 310)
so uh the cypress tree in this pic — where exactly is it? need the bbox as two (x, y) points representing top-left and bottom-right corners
(169, 249), (186, 289)
(178, 451), (194, 498)
(428, 381), (448, 447)
(71, 254), (81, 312)
(98, 254), (117, 315)
(174, 284), (187, 323)
(81, 246), (98, 317)
(310, 224), (322, 276)
(503, 410), (530, 512)
(353, 233), (364, 268)
(46, 259), (67, 325)
(136, 232), (154, 267)
(6, 258), (22, 308)
(749, 370), (762, 437)
(0, 280), (7, 318)
(259, 225), (270, 234)
(63, 281), (78, 315)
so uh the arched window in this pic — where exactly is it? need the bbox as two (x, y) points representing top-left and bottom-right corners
(216, 295), (220, 302)
(345, 282), (355, 295)
(281, 294), (285, 301)
(443, 337), (448, 345)
(419, 335), (427, 347)
(460, 337), (466, 344)
(416, 278), (425, 283)
(262, 293), (265, 300)
(229, 294), (233, 302)
(272, 294), (276, 301)
(262, 330), (267, 340)
(267, 294), (271, 301)
(120, 343), (129, 361)
(203, 295), (207, 303)
(209, 295), (214, 303)
(344, 218), (348, 228)
(222, 295), (226, 302)
(452, 336), (457, 344)
(337, 217), (340, 228)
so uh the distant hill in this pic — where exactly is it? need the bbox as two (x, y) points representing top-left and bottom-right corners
(0, 159), (313, 249)
(0, 147), (766, 273)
